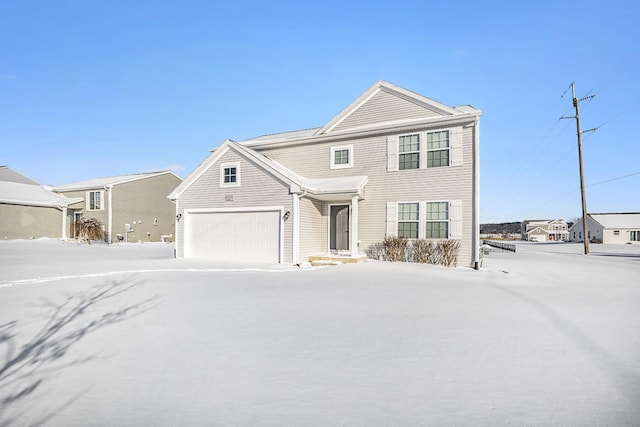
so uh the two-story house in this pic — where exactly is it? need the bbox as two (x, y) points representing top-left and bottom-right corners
(521, 219), (569, 242)
(169, 81), (481, 268)
(54, 171), (182, 243)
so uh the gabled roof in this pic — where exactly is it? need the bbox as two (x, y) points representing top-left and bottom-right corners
(239, 80), (481, 148)
(0, 181), (82, 208)
(54, 170), (180, 192)
(589, 213), (640, 229)
(0, 166), (41, 185)
(316, 80), (465, 135)
(169, 140), (367, 202)
(527, 227), (549, 235)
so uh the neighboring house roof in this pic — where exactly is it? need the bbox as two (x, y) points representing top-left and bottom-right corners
(239, 80), (481, 148)
(527, 227), (549, 235)
(0, 181), (83, 208)
(169, 140), (368, 202)
(589, 213), (640, 229)
(54, 170), (180, 192)
(0, 166), (41, 185)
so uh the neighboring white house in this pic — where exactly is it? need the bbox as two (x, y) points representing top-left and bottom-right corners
(521, 219), (569, 242)
(169, 80), (482, 268)
(569, 213), (640, 244)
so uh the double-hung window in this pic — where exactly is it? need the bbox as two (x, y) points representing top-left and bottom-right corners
(425, 201), (449, 239)
(87, 190), (104, 211)
(397, 202), (419, 238)
(220, 162), (240, 187)
(631, 230), (640, 241)
(399, 134), (420, 170)
(427, 130), (450, 168)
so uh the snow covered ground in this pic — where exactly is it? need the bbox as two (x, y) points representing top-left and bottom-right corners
(1, 239), (639, 426)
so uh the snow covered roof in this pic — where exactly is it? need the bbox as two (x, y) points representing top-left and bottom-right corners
(240, 128), (321, 145)
(589, 213), (640, 229)
(236, 80), (481, 148)
(0, 181), (83, 208)
(54, 171), (178, 192)
(0, 166), (41, 185)
(170, 140), (367, 202)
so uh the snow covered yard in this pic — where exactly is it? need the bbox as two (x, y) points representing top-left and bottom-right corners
(1, 240), (639, 426)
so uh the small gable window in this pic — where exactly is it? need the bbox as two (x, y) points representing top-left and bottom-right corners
(220, 162), (240, 187)
(224, 167), (237, 183)
(330, 145), (353, 169)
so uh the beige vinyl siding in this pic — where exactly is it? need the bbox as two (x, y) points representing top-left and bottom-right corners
(258, 119), (477, 267)
(332, 89), (441, 132)
(0, 204), (62, 239)
(177, 149), (294, 261)
(299, 197), (325, 260)
(111, 173), (181, 243)
(57, 188), (109, 229)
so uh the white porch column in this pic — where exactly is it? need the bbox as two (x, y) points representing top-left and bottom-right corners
(61, 207), (68, 240)
(292, 193), (300, 265)
(350, 195), (359, 257)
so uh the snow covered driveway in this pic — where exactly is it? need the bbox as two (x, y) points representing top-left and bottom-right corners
(1, 240), (639, 426)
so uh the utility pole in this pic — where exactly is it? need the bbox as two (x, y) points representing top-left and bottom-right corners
(566, 82), (592, 254)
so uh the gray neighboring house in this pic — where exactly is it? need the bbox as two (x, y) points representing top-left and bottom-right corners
(0, 166), (82, 240)
(54, 171), (182, 243)
(569, 213), (640, 244)
(170, 81), (482, 268)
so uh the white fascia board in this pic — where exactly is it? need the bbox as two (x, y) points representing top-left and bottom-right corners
(168, 143), (232, 200)
(243, 112), (480, 150)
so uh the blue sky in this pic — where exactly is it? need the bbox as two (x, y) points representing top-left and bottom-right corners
(1, 0), (638, 223)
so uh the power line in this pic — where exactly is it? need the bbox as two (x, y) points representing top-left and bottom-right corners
(527, 170), (640, 211)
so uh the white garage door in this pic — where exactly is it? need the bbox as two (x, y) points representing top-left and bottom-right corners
(185, 210), (281, 263)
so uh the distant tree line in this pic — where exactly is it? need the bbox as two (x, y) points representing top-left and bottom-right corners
(480, 222), (521, 235)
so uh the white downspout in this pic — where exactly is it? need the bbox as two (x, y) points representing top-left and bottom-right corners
(292, 190), (307, 265)
(473, 117), (480, 270)
(351, 195), (359, 257)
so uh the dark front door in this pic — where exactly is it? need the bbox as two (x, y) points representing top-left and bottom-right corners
(330, 205), (349, 251)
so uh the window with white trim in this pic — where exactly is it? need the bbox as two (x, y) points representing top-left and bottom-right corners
(427, 130), (450, 168)
(425, 201), (449, 239)
(631, 230), (640, 241)
(387, 127), (462, 172)
(398, 134), (420, 170)
(220, 162), (240, 187)
(330, 144), (353, 169)
(398, 202), (419, 238)
(614, 230), (620, 236)
(86, 190), (104, 211)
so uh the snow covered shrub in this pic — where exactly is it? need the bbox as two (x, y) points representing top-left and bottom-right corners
(365, 242), (388, 261)
(412, 239), (436, 264)
(383, 236), (408, 262)
(437, 239), (461, 268)
(76, 217), (104, 243)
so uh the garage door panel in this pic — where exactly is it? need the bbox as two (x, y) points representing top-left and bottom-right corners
(186, 210), (281, 263)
